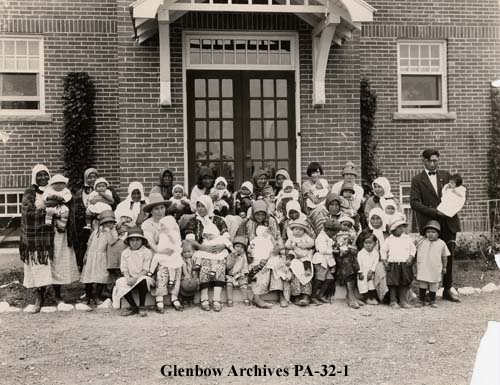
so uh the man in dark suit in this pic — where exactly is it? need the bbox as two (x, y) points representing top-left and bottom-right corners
(410, 148), (461, 302)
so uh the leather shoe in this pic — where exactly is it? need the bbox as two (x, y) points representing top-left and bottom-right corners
(442, 289), (461, 303)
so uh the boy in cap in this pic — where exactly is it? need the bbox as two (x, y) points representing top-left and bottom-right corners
(415, 220), (450, 308)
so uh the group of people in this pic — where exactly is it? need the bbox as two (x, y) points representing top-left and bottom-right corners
(19, 148), (465, 315)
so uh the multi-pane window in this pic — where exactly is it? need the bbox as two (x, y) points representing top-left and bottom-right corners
(398, 41), (447, 112)
(188, 38), (293, 68)
(400, 183), (417, 233)
(0, 189), (24, 217)
(0, 36), (44, 112)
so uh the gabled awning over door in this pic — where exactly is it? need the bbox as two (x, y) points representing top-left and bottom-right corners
(129, 0), (375, 106)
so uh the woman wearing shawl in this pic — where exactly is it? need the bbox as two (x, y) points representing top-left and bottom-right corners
(279, 200), (313, 242)
(20, 164), (80, 313)
(189, 167), (216, 213)
(252, 168), (275, 200)
(73, 168), (121, 269)
(308, 193), (343, 236)
(115, 182), (149, 226)
(150, 168), (174, 200)
(184, 195), (230, 312)
(273, 168), (291, 196)
(363, 177), (401, 220)
(236, 200), (289, 308)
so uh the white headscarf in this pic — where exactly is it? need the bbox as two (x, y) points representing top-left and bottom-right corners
(372, 177), (393, 208)
(214, 177), (228, 190)
(172, 184), (185, 195)
(196, 195), (215, 228)
(115, 181), (148, 225)
(368, 207), (387, 248)
(31, 164), (51, 192)
(241, 181), (253, 194)
(286, 200), (305, 220)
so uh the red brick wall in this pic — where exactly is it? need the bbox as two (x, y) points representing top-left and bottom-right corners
(0, 0), (119, 189)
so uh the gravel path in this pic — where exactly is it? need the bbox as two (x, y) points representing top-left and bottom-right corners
(1, 293), (499, 385)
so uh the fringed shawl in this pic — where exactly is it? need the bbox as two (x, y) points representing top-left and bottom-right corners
(19, 185), (54, 264)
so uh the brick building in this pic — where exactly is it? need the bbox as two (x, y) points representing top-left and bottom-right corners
(0, 0), (499, 236)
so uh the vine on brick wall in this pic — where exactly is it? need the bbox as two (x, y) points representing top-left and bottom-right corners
(488, 85), (500, 200)
(62, 72), (96, 192)
(360, 78), (380, 193)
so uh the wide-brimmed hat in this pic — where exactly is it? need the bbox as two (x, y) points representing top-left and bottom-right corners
(124, 227), (148, 246)
(423, 220), (441, 233)
(49, 174), (69, 185)
(180, 277), (199, 297)
(289, 219), (309, 233)
(99, 210), (116, 225)
(232, 236), (248, 249)
(341, 161), (358, 176)
(324, 219), (342, 232)
(389, 212), (407, 232)
(143, 193), (172, 213)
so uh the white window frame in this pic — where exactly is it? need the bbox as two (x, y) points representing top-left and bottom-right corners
(397, 40), (447, 114)
(0, 35), (45, 115)
(0, 188), (24, 218)
(399, 182), (417, 233)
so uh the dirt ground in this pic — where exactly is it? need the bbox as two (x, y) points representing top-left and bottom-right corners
(1, 260), (499, 385)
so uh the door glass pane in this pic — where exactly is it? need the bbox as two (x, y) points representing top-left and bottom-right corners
(222, 121), (233, 139)
(277, 120), (287, 138)
(250, 100), (261, 118)
(222, 162), (235, 182)
(264, 141), (275, 159)
(16, 41), (27, 55)
(277, 141), (288, 158)
(277, 161), (289, 170)
(195, 79), (206, 97)
(222, 100), (233, 118)
(250, 79), (260, 97)
(195, 100), (206, 118)
(195, 121), (206, 139)
(250, 120), (261, 138)
(223, 142), (234, 160)
(208, 79), (219, 97)
(209, 121), (220, 139)
(209, 142), (220, 159)
(276, 79), (287, 97)
(222, 79), (232, 97)
(195, 142), (207, 159)
(208, 100), (220, 118)
(264, 162), (276, 179)
(251, 141), (262, 159)
(263, 101), (274, 118)
(263, 121), (274, 139)
(263, 79), (274, 97)
(277, 100), (287, 118)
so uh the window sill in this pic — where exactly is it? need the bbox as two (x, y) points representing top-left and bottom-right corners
(0, 113), (53, 122)
(392, 112), (457, 121)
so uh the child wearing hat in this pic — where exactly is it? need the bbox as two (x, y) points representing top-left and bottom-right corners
(285, 219), (315, 306)
(210, 176), (232, 217)
(276, 180), (300, 219)
(81, 210), (119, 305)
(311, 219), (339, 304)
(169, 184), (191, 220)
(225, 236), (250, 306)
(42, 174), (72, 232)
(380, 213), (417, 309)
(415, 220), (450, 308)
(86, 177), (115, 228)
(112, 227), (154, 316)
(234, 181), (254, 218)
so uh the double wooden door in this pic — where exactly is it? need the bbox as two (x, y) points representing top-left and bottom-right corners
(187, 70), (296, 191)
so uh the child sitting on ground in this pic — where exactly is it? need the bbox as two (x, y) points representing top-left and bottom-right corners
(210, 177), (232, 217)
(225, 236), (250, 307)
(234, 181), (254, 218)
(112, 227), (154, 316)
(42, 174), (72, 233)
(415, 220), (450, 308)
(380, 213), (416, 309)
(306, 178), (329, 210)
(193, 221), (233, 279)
(311, 219), (339, 304)
(87, 178), (114, 228)
(437, 173), (466, 218)
(276, 180), (300, 218)
(179, 240), (198, 308)
(356, 232), (380, 305)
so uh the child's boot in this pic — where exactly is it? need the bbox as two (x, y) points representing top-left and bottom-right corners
(415, 288), (426, 308)
(399, 286), (413, 309)
(346, 281), (360, 309)
(155, 297), (165, 314)
(33, 287), (45, 313)
(253, 294), (272, 309)
(226, 284), (234, 307)
(429, 291), (438, 308)
(389, 286), (400, 309)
